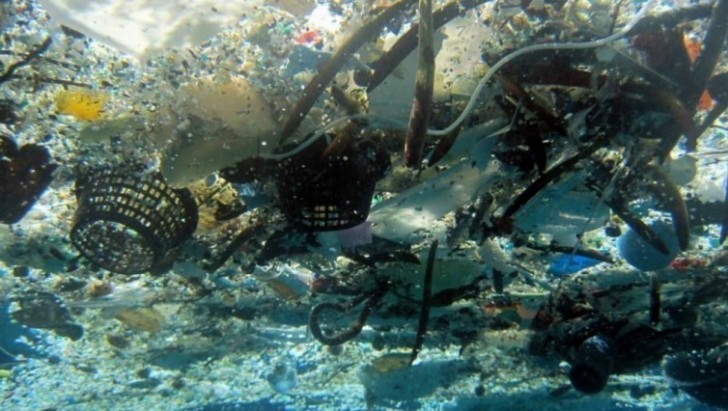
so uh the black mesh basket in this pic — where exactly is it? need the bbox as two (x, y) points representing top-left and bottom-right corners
(277, 139), (388, 231)
(71, 167), (198, 274)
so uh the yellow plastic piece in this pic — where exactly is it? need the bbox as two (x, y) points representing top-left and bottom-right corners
(55, 88), (107, 121)
(370, 353), (410, 374)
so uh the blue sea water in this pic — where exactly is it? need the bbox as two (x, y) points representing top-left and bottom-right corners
(1, 0), (727, 410)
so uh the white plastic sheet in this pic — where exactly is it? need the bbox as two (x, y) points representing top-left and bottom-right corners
(38, 0), (261, 58)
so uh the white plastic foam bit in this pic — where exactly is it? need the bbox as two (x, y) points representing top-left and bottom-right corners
(37, 0), (261, 58)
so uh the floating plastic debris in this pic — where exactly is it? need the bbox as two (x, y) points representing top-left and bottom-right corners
(267, 361), (297, 394)
(547, 254), (602, 277)
(253, 263), (313, 300)
(54, 88), (107, 122)
(0, 136), (56, 224)
(70, 166), (198, 274)
(617, 219), (681, 271)
(1, 1), (728, 410)
(111, 307), (166, 333)
(159, 76), (278, 186)
(37, 0), (262, 58)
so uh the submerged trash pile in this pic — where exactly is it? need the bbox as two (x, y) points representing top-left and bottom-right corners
(0, 0), (727, 409)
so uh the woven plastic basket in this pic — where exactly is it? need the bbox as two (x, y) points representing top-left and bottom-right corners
(276, 139), (387, 231)
(71, 167), (198, 274)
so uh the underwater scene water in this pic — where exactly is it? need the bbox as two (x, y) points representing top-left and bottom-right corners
(1, 0), (727, 409)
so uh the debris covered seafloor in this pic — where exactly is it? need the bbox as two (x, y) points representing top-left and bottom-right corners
(1, 0), (727, 410)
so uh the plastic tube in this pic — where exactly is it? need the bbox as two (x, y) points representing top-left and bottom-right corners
(262, 113), (405, 161)
(426, 0), (655, 137)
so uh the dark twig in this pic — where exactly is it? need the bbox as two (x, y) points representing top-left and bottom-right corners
(279, 0), (416, 144)
(649, 272), (661, 326)
(607, 0), (625, 37)
(0, 50), (79, 70)
(404, 0), (435, 167)
(35, 77), (92, 88)
(498, 74), (566, 135)
(695, 101), (728, 139)
(493, 269), (504, 294)
(680, 0), (728, 152)
(641, 86), (698, 163)
(683, 0), (728, 111)
(321, 361), (357, 385)
(607, 197), (670, 255)
(499, 143), (602, 225)
(0, 37), (52, 84)
(309, 282), (389, 346)
(410, 239), (437, 365)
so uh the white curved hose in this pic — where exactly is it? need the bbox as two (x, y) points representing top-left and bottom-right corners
(262, 113), (405, 161)
(426, 0), (655, 137)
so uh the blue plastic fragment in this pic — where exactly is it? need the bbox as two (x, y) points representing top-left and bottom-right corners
(548, 254), (601, 276)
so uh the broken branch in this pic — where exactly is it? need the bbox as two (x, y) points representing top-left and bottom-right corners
(404, 0), (435, 167)
(278, 0), (416, 144)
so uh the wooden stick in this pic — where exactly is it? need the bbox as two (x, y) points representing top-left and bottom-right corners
(410, 240), (438, 365)
(404, 0), (435, 167)
(367, 0), (489, 93)
(278, 0), (416, 144)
